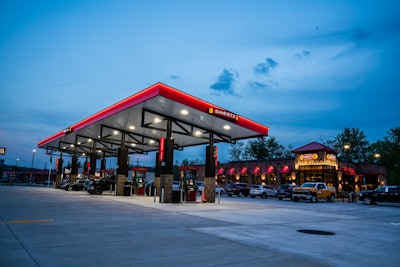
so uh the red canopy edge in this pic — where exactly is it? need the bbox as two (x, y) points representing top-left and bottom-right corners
(38, 83), (269, 147)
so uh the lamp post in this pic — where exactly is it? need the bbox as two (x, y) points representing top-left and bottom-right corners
(374, 153), (381, 186)
(343, 144), (350, 163)
(342, 144), (350, 200)
(30, 149), (36, 184)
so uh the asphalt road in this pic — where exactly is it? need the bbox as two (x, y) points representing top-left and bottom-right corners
(1, 186), (399, 267)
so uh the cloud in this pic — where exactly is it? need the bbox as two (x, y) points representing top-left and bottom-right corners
(293, 50), (311, 59)
(351, 27), (370, 44)
(253, 58), (278, 75)
(249, 81), (268, 91)
(209, 68), (238, 95)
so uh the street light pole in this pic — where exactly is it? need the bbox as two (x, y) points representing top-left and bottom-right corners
(375, 153), (381, 186)
(30, 149), (36, 184)
(343, 144), (350, 168)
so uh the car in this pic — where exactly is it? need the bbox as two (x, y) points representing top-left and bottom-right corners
(225, 183), (249, 197)
(66, 179), (85, 191)
(197, 181), (204, 194)
(359, 185), (400, 205)
(276, 184), (297, 200)
(87, 176), (116, 195)
(249, 185), (277, 198)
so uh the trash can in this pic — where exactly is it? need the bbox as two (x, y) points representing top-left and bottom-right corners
(186, 189), (197, 201)
(123, 182), (132, 196)
(172, 190), (181, 203)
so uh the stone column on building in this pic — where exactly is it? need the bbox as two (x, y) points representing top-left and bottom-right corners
(116, 132), (129, 196)
(204, 137), (216, 203)
(89, 151), (97, 180)
(116, 175), (128, 196)
(71, 155), (78, 183)
(159, 120), (175, 203)
(160, 136), (174, 203)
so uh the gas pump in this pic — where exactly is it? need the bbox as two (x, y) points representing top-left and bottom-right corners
(179, 166), (199, 201)
(132, 167), (148, 195)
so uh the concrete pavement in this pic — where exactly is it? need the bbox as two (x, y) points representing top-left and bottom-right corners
(1, 186), (399, 267)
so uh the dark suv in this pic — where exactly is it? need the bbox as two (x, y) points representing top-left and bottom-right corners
(359, 185), (400, 205)
(276, 184), (297, 200)
(87, 176), (116, 195)
(225, 183), (250, 197)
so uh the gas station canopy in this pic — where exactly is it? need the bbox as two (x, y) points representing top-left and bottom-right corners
(37, 83), (269, 157)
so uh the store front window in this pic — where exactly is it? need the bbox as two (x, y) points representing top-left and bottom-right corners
(281, 174), (292, 185)
(266, 174), (277, 185)
(253, 174), (262, 185)
(240, 175), (248, 184)
(342, 175), (354, 191)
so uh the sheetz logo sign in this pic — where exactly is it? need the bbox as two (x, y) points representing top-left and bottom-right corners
(299, 153), (318, 160)
(208, 108), (238, 122)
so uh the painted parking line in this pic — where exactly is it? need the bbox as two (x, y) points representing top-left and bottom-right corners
(2, 219), (55, 224)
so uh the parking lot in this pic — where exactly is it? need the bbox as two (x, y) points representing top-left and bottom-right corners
(1, 186), (399, 267)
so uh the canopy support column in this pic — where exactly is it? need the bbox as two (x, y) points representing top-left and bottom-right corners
(160, 119), (174, 203)
(204, 134), (216, 203)
(55, 152), (63, 189)
(116, 132), (129, 196)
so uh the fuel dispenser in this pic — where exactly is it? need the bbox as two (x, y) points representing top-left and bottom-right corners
(179, 166), (199, 201)
(132, 167), (148, 195)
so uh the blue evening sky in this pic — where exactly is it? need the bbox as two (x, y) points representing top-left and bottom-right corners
(1, 0), (399, 168)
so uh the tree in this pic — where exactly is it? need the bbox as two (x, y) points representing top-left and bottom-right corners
(229, 141), (246, 161)
(326, 128), (370, 163)
(244, 136), (285, 160)
(370, 127), (400, 184)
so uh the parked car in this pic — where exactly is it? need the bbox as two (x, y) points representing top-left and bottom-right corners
(225, 183), (249, 197)
(249, 185), (276, 199)
(87, 176), (116, 195)
(359, 185), (400, 205)
(276, 184), (297, 200)
(66, 179), (85, 191)
(197, 181), (204, 194)
(292, 182), (336, 203)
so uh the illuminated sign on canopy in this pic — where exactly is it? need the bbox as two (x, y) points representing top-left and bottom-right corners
(208, 108), (238, 122)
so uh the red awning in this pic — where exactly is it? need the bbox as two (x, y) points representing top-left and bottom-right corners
(280, 165), (291, 174)
(228, 167), (236, 175)
(240, 167), (248, 175)
(217, 168), (225, 175)
(252, 166), (261, 174)
(342, 167), (356, 175)
(267, 166), (274, 174)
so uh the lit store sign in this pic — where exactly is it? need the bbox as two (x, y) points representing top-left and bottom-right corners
(300, 153), (318, 160)
(208, 108), (238, 122)
(326, 154), (336, 160)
